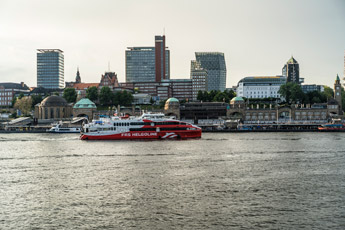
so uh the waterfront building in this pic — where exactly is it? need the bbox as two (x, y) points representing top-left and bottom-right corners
(164, 97), (180, 119)
(73, 98), (97, 119)
(34, 95), (72, 120)
(126, 35), (170, 82)
(236, 76), (286, 99)
(190, 60), (208, 101)
(282, 56), (300, 84)
(301, 84), (324, 93)
(192, 52), (226, 91)
(180, 102), (228, 122)
(0, 82), (30, 107)
(37, 49), (64, 89)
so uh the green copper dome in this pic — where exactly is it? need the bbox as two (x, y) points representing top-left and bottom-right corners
(166, 97), (179, 103)
(73, 98), (96, 109)
(231, 96), (244, 102)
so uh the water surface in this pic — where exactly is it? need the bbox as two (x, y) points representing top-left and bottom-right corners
(0, 133), (344, 229)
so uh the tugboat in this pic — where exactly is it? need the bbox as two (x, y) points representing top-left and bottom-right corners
(80, 113), (202, 140)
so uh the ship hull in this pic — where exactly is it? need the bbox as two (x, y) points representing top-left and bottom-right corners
(80, 130), (202, 140)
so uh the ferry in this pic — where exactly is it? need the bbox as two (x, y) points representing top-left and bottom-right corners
(47, 121), (81, 133)
(80, 113), (202, 140)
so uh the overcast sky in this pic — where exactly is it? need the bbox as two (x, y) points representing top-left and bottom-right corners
(0, 0), (344, 88)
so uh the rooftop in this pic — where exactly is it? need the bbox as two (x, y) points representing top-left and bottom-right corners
(73, 98), (96, 109)
(37, 49), (63, 53)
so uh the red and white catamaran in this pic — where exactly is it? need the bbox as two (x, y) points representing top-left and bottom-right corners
(80, 113), (202, 140)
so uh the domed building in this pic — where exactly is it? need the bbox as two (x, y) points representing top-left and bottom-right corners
(34, 95), (73, 120)
(230, 96), (245, 108)
(164, 98), (180, 119)
(73, 98), (97, 119)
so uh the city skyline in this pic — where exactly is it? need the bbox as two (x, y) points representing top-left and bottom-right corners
(0, 0), (344, 88)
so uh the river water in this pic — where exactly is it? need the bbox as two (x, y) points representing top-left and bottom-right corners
(0, 132), (344, 229)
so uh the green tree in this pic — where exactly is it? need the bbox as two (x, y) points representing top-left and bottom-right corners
(31, 94), (43, 108)
(197, 90), (204, 101)
(99, 86), (113, 106)
(209, 90), (218, 101)
(112, 91), (121, 106)
(86, 86), (98, 102)
(278, 82), (305, 104)
(63, 88), (77, 103)
(322, 86), (334, 100)
(213, 91), (229, 102)
(120, 90), (133, 106)
(224, 89), (236, 101)
(14, 96), (32, 116)
(290, 83), (304, 103)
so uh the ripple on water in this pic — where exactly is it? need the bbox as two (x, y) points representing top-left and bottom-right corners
(0, 132), (345, 229)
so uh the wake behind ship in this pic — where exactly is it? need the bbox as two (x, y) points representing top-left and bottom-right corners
(80, 113), (202, 140)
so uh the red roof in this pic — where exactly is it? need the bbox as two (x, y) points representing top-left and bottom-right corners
(72, 83), (99, 90)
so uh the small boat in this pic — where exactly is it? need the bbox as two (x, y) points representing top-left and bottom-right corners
(80, 113), (202, 140)
(318, 123), (345, 131)
(47, 121), (81, 133)
(318, 119), (345, 131)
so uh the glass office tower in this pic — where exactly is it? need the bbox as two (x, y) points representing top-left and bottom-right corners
(195, 52), (226, 91)
(37, 49), (64, 89)
(126, 35), (170, 82)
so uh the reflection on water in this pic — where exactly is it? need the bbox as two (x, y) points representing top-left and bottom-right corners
(0, 132), (344, 229)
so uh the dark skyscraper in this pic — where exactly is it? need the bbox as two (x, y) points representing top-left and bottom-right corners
(126, 35), (170, 83)
(155, 35), (166, 82)
(282, 56), (300, 84)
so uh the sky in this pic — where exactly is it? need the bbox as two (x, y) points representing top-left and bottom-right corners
(0, 0), (344, 88)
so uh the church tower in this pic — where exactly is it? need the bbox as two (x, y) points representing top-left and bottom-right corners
(76, 67), (81, 83)
(334, 74), (343, 115)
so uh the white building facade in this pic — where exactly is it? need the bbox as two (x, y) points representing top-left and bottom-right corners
(236, 76), (286, 99)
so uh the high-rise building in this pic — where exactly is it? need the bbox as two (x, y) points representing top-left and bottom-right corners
(193, 52), (226, 91)
(282, 56), (300, 84)
(126, 35), (170, 83)
(190, 60), (208, 101)
(37, 49), (64, 89)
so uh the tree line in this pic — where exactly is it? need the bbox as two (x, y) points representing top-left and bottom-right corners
(197, 89), (236, 103)
(278, 82), (334, 104)
(63, 86), (134, 106)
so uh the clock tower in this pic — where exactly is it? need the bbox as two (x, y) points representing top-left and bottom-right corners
(334, 74), (342, 115)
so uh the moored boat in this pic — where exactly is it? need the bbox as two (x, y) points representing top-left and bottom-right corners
(47, 121), (81, 133)
(80, 113), (202, 140)
(318, 119), (345, 131)
(318, 123), (345, 131)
